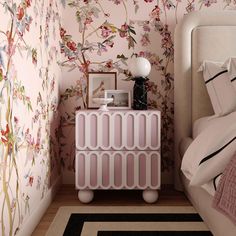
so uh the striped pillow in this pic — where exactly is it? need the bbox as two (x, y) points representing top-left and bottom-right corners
(199, 61), (236, 116)
(223, 57), (236, 91)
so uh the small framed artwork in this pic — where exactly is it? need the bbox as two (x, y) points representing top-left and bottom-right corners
(105, 90), (131, 109)
(87, 72), (117, 109)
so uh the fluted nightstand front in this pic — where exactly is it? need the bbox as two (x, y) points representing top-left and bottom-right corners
(75, 110), (161, 203)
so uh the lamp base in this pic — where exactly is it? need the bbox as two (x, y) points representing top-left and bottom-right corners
(133, 77), (148, 110)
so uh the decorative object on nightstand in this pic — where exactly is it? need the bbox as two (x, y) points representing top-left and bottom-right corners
(92, 98), (113, 112)
(130, 57), (151, 110)
(87, 72), (117, 109)
(75, 110), (161, 203)
(105, 90), (131, 109)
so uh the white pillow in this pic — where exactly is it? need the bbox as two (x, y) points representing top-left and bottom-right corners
(223, 57), (236, 91)
(198, 60), (236, 116)
(192, 115), (218, 139)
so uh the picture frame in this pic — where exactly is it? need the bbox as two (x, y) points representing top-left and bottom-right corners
(105, 90), (131, 109)
(87, 72), (117, 109)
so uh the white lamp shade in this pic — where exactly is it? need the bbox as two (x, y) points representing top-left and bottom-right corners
(130, 57), (151, 77)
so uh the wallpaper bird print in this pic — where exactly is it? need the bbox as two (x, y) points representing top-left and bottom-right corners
(59, 0), (236, 183)
(0, 0), (61, 235)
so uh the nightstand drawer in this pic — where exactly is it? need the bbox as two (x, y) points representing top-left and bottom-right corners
(76, 110), (161, 150)
(75, 151), (161, 190)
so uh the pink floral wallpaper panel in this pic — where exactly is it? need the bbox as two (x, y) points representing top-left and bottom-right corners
(0, 0), (61, 235)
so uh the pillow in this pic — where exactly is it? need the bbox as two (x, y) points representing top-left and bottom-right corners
(223, 57), (236, 91)
(198, 60), (236, 116)
(192, 115), (218, 139)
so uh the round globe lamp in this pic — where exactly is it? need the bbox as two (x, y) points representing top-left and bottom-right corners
(130, 57), (151, 110)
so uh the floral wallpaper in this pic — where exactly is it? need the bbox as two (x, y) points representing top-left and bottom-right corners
(1, 0), (235, 234)
(59, 0), (236, 183)
(0, 0), (61, 235)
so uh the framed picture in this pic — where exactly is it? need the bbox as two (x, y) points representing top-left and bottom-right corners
(105, 90), (131, 109)
(87, 72), (117, 109)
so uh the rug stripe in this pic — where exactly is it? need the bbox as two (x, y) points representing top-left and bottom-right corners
(63, 213), (205, 236)
(98, 231), (212, 236)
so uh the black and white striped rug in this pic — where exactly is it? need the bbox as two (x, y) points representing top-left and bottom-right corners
(46, 206), (212, 236)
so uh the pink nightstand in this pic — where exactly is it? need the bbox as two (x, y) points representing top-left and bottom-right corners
(75, 110), (161, 203)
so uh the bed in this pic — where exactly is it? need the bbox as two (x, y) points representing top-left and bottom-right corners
(174, 11), (236, 236)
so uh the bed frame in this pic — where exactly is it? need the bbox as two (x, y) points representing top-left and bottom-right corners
(174, 11), (236, 235)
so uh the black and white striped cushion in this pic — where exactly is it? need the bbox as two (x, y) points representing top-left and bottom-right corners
(199, 61), (236, 116)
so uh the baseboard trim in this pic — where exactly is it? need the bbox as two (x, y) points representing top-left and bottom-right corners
(18, 174), (62, 236)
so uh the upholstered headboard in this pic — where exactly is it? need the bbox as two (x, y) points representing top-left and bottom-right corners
(174, 11), (236, 190)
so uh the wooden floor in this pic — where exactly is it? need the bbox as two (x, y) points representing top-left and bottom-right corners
(32, 185), (190, 236)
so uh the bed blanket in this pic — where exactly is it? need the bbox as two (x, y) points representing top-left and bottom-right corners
(212, 152), (236, 225)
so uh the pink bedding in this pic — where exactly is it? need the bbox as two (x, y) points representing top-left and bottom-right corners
(213, 152), (236, 225)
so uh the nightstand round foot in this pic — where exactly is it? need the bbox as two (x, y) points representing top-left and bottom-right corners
(78, 190), (94, 203)
(142, 190), (158, 203)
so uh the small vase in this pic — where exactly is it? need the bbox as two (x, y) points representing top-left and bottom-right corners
(133, 77), (148, 110)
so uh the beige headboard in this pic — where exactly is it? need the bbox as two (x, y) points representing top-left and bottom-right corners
(174, 11), (236, 190)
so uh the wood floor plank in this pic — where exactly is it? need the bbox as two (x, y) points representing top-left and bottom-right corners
(31, 185), (190, 236)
